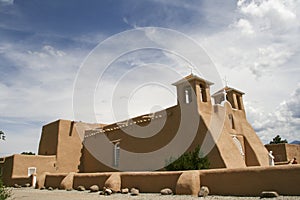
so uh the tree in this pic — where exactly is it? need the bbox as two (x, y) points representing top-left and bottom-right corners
(0, 179), (11, 200)
(0, 131), (5, 141)
(269, 135), (288, 144)
(21, 152), (35, 155)
(165, 146), (210, 171)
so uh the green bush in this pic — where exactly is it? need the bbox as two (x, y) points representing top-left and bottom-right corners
(165, 146), (210, 171)
(0, 179), (11, 200)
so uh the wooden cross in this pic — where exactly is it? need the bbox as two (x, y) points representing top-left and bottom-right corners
(223, 76), (228, 87)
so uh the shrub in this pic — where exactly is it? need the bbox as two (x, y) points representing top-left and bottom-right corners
(0, 179), (11, 200)
(165, 146), (210, 171)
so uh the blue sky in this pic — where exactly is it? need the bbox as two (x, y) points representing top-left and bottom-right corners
(0, 0), (299, 155)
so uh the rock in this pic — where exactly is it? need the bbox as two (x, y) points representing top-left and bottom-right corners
(104, 173), (121, 192)
(66, 188), (73, 191)
(40, 186), (46, 190)
(260, 191), (279, 198)
(130, 188), (139, 196)
(121, 188), (129, 194)
(198, 186), (209, 197)
(48, 187), (53, 191)
(77, 185), (85, 191)
(89, 185), (99, 192)
(104, 188), (113, 195)
(99, 191), (104, 195)
(24, 183), (31, 187)
(160, 188), (173, 195)
(14, 184), (21, 188)
(175, 171), (200, 196)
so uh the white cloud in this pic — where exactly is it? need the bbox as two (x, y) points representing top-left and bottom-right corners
(0, 44), (87, 121)
(234, 19), (255, 35)
(246, 83), (300, 144)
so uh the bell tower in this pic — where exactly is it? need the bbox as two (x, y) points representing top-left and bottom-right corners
(172, 74), (214, 108)
(212, 86), (245, 111)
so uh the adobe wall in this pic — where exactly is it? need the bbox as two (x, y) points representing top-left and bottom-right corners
(286, 144), (300, 162)
(0, 156), (13, 185)
(265, 144), (288, 162)
(0, 154), (56, 186)
(219, 102), (269, 167)
(55, 120), (96, 173)
(38, 120), (59, 155)
(200, 165), (300, 196)
(39, 119), (100, 173)
(39, 165), (300, 196)
(265, 143), (300, 163)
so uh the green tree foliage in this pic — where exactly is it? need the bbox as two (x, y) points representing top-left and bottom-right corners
(21, 152), (35, 155)
(0, 179), (11, 200)
(165, 146), (210, 171)
(0, 131), (5, 141)
(269, 135), (288, 144)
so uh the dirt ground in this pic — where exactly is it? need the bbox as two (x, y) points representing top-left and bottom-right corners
(8, 188), (300, 200)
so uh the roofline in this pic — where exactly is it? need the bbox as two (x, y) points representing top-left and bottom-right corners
(212, 86), (245, 97)
(172, 74), (214, 86)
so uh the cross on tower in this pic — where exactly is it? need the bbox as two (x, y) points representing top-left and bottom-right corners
(186, 65), (193, 75)
(223, 76), (229, 87)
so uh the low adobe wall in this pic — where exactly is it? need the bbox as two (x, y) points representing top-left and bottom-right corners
(38, 165), (300, 196)
(200, 165), (300, 196)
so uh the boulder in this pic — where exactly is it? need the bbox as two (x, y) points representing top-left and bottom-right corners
(89, 185), (99, 192)
(48, 187), (53, 191)
(160, 188), (173, 195)
(24, 183), (31, 187)
(198, 186), (209, 197)
(130, 188), (139, 196)
(77, 185), (85, 191)
(260, 191), (279, 198)
(175, 171), (200, 196)
(121, 188), (129, 194)
(104, 173), (121, 192)
(104, 188), (113, 195)
(40, 186), (46, 190)
(60, 172), (75, 190)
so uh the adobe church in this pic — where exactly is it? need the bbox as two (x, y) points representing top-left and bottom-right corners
(0, 74), (269, 185)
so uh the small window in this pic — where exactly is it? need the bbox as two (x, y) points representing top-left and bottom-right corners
(200, 84), (207, 102)
(184, 87), (192, 104)
(28, 167), (36, 177)
(236, 95), (242, 110)
(114, 143), (120, 167)
(229, 114), (235, 129)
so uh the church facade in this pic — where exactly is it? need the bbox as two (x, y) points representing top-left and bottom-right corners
(0, 74), (269, 186)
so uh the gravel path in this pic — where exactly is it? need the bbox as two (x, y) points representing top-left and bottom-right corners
(8, 188), (300, 200)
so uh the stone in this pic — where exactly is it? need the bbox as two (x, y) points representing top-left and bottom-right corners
(60, 172), (75, 190)
(260, 191), (279, 198)
(121, 188), (129, 194)
(24, 183), (31, 187)
(14, 184), (21, 188)
(48, 187), (53, 191)
(104, 173), (121, 192)
(66, 188), (73, 191)
(130, 188), (139, 196)
(40, 186), (46, 190)
(198, 186), (209, 197)
(104, 188), (113, 195)
(89, 185), (99, 192)
(176, 171), (200, 196)
(99, 191), (104, 195)
(77, 185), (85, 191)
(160, 188), (173, 195)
